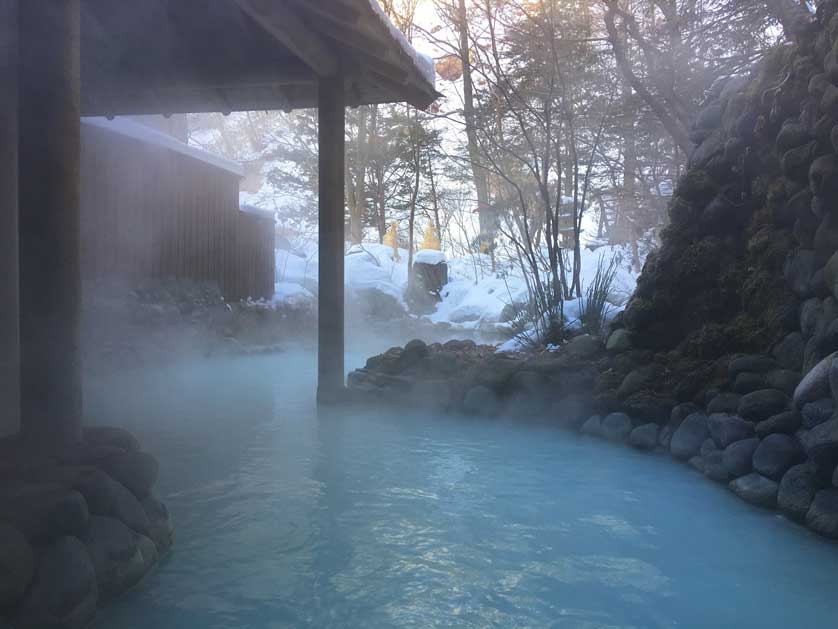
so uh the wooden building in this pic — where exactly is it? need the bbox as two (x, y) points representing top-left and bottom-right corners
(1, 0), (437, 444)
(80, 117), (274, 302)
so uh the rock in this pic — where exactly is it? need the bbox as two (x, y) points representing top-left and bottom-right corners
(707, 392), (742, 414)
(606, 329), (633, 353)
(0, 524), (35, 607)
(778, 462), (820, 522)
(398, 339), (429, 369)
(141, 495), (174, 553)
(552, 394), (594, 431)
(580, 415), (602, 437)
(0, 484), (89, 543)
(793, 351), (836, 406)
(99, 451), (159, 499)
(700, 438), (718, 458)
(73, 468), (150, 534)
(620, 392), (673, 425)
(688, 456), (705, 473)
(756, 410), (802, 438)
(805, 489), (838, 538)
(670, 413), (710, 461)
(835, 465), (838, 488)
(824, 251), (838, 302)
(729, 473), (779, 508)
(563, 334), (601, 359)
(723, 438), (760, 478)
(800, 298), (823, 337)
(728, 355), (777, 379)
(801, 398), (834, 429)
(15, 536), (97, 629)
(738, 389), (789, 421)
(803, 418), (838, 478)
(601, 413), (632, 442)
(773, 332), (805, 371)
(784, 249), (817, 297)
(82, 516), (147, 603)
(82, 426), (141, 452)
(629, 423), (659, 450)
(765, 369), (799, 395)
(617, 366), (657, 398)
(707, 413), (755, 448)
(753, 434), (806, 481)
(462, 385), (501, 417)
(732, 372), (768, 394)
(670, 402), (700, 425)
(704, 450), (730, 482)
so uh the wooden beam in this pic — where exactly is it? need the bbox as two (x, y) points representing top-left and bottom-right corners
(317, 79), (345, 403)
(0, 0), (20, 438)
(18, 0), (83, 449)
(234, 0), (338, 77)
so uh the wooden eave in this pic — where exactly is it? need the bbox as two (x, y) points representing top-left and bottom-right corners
(80, 0), (439, 116)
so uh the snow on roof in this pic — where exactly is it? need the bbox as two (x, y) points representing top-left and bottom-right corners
(366, 0), (436, 89)
(82, 117), (245, 178)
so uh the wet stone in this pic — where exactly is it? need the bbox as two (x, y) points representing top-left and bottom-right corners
(707, 413), (755, 449)
(753, 434), (806, 481)
(756, 410), (802, 438)
(671, 413), (710, 461)
(580, 415), (602, 438)
(601, 413), (633, 443)
(707, 393), (742, 415)
(778, 462), (820, 522)
(738, 389), (789, 421)
(723, 438), (760, 478)
(729, 473), (779, 508)
(806, 489), (838, 538)
(629, 423), (659, 450)
(801, 398), (834, 429)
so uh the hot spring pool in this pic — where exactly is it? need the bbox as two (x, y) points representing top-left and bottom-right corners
(85, 349), (838, 628)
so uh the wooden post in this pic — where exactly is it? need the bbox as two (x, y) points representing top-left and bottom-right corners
(317, 79), (345, 403)
(18, 0), (82, 449)
(0, 0), (19, 438)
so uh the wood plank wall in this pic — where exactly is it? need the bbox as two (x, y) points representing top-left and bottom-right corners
(80, 124), (274, 301)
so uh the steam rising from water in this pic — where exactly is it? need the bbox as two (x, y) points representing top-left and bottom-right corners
(84, 342), (838, 629)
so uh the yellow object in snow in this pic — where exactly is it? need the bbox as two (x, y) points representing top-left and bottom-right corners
(383, 223), (400, 261)
(420, 223), (441, 251)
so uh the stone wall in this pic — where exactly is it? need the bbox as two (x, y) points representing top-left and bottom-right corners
(0, 427), (172, 628)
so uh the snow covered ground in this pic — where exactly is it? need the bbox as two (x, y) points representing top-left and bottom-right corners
(272, 238), (643, 345)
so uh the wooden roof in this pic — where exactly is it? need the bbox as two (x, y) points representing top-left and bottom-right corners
(80, 0), (439, 117)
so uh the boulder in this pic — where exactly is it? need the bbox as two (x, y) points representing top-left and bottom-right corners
(753, 434), (806, 481)
(398, 339), (429, 369)
(729, 473), (779, 508)
(619, 392), (673, 425)
(732, 372), (768, 394)
(766, 369), (799, 396)
(563, 334), (601, 360)
(707, 413), (755, 448)
(580, 415), (602, 437)
(700, 438), (718, 458)
(141, 495), (174, 553)
(671, 413), (710, 461)
(805, 489), (838, 538)
(99, 451), (159, 499)
(15, 536), (98, 629)
(778, 462), (820, 522)
(0, 524), (35, 608)
(0, 484), (89, 543)
(629, 423), (659, 450)
(606, 329), (633, 353)
(801, 398), (834, 429)
(671, 402), (701, 425)
(552, 394), (595, 431)
(82, 426), (141, 452)
(704, 450), (730, 482)
(824, 251), (838, 302)
(803, 418), (838, 478)
(617, 366), (657, 398)
(723, 438), (760, 478)
(601, 413), (633, 442)
(728, 355), (777, 379)
(793, 352), (836, 406)
(82, 516), (147, 603)
(784, 249), (817, 297)
(755, 410), (802, 438)
(707, 392), (742, 414)
(773, 332), (805, 371)
(688, 456), (706, 473)
(738, 389), (789, 421)
(462, 385), (501, 417)
(73, 468), (150, 535)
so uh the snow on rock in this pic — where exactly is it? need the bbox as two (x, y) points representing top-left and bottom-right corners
(272, 282), (314, 308)
(413, 249), (447, 265)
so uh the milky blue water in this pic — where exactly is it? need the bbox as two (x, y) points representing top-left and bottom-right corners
(86, 348), (838, 629)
